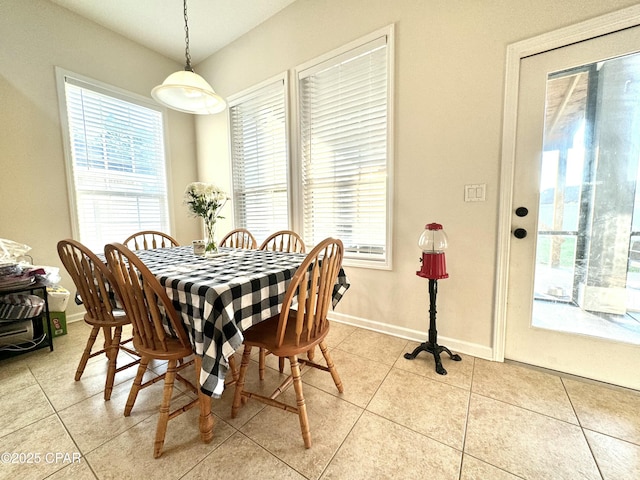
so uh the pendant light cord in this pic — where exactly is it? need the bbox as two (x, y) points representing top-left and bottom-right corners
(151, 0), (226, 114)
(183, 0), (193, 72)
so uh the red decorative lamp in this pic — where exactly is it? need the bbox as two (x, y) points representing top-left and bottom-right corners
(405, 223), (461, 375)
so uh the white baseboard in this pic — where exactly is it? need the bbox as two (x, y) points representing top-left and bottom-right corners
(64, 310), (494, 360)
(328, 311), (494, 361)
(66, 312), (84, 324)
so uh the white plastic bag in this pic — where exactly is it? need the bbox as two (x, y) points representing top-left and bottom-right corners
(31, 266), (61, 286)
(0, 239), (32, 264)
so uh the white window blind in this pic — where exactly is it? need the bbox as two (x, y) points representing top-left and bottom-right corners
(229, 78), (289, 242)
(298, 34), (390, 264)
(60, 74), (170, 252)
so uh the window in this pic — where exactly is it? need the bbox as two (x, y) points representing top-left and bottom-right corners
(228, 27), (393, 268)
(296, 26), (393, 268)
(229, 75), (289, 241)
(56, 69), (171, 252)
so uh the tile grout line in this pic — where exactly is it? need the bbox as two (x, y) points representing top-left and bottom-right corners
(175, 425), (242, 480)
(463, 453), (529, 480)
(28, 344), (197, 479)
(316, 337), (408, 480)
(469, 390), (588, 428)
(457, 356), (475, 480)
(459, 358), (528, 479)
(28, 364), (100, 480)
(219, 331), (366, 480)
(465, 358), (607, 478)
(560, 376), (605, 480)
(354, 342), (473, 467)
(239, 430), (312, 480)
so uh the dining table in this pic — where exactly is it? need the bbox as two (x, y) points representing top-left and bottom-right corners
(129, 244), (350, 442)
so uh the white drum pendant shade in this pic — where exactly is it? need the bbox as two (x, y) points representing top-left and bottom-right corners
(151, 0), (226, 115)
(151, 70), (226, 115)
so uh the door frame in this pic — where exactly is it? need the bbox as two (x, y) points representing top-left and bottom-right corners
(493, 4), (640, 362)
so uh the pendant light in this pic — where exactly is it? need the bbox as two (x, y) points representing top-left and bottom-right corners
(151, 0), (226, 115)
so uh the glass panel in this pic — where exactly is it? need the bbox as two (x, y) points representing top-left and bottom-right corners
(532, 52), (640, 346)
(534, 234), (577, 301)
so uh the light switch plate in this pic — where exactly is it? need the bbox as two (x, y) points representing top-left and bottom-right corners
(464, 184), (486, 202)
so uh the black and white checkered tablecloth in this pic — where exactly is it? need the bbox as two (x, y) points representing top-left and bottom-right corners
(133, 246), (350, 397)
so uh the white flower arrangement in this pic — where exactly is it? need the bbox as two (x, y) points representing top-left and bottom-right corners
(184, 182), (228, 222)
(184, 182), (229, 253)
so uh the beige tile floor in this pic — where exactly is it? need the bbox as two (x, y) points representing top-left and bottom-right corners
(0, 320), (639, 480)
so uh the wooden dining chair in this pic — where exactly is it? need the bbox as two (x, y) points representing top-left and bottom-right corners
(231, 238), (344, 448)
(123, 230), (179, 250)
(257, 230), (306, 378)
(219, 228), (257, 249)
(104, 242), (212, 457)
(259, 230), (306, 253)
(57, 239), (139, 401)
(104, 242), (201, 457)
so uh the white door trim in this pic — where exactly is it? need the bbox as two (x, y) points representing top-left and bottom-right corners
(494, 5), (640, 362)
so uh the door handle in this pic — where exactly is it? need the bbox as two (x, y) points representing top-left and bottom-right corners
(513, 228), (527, 239)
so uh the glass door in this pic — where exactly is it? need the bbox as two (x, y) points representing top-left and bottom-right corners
(532, 54), (640, 346)
(505, 25), (640, 390)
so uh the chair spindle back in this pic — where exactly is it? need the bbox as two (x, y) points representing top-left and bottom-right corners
(259, 230), (306, 253)
(57, 239), (120, 324)
(275, 238), (343, 348)
(123, 231), (179, 251)
(104, 242), (191, 354)
(219, 228), (257, 249)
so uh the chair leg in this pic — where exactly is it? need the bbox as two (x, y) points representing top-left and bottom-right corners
(154, 359), (178, 459)
(289, 356), (311, 448)
(102, 325), (113, 353)
(125, 357), (149, 416)
(231, 346), (252, 418)
(227, 355), (239, 384)
(259, 348), (285, 377)
(259, 348), (266, 380)
(319, 341), (343, 393)
(75, 325), (100, 381)
(194, 356), (214, 444)
(104, 326), (122, 401)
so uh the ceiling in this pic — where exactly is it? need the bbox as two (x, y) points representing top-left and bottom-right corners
(48, 0), (297, 65)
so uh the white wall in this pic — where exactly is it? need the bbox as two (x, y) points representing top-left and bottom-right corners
(0, 0), (201, 319)
(194, 0), (639, 357)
